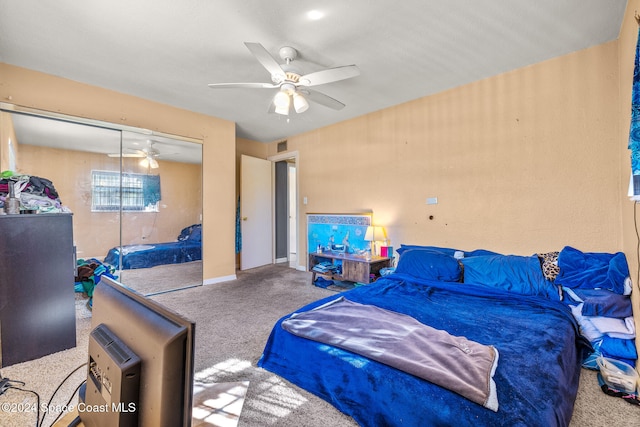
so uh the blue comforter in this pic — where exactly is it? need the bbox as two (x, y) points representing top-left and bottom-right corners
(258, 273), (589, 427)
(103, 240), (201, 269)
(103, 224), (202, 270)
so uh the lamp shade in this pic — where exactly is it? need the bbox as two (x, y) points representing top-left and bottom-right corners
(364, 226), (387, 242)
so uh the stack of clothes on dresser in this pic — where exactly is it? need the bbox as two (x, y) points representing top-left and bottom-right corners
(0, 170), (70, 213)
(538, 246), (638, 403)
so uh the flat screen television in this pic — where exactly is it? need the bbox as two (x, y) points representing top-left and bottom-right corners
(77, 276), (195, 427)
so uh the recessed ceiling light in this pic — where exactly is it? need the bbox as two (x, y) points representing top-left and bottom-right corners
(307, 10), (324, 20)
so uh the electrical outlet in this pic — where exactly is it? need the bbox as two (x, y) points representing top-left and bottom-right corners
(426, 197), (438, 205)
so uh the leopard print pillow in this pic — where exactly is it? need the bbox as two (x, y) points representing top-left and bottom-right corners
(537, 251), (560, 282)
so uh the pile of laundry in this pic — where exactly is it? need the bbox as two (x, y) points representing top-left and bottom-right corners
(75, 258), (118, 308)
(0, 170), (71, 213)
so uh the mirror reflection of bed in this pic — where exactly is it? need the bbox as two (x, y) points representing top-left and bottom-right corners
(5, 110), (203, 296)
(108, 223), (203, 295)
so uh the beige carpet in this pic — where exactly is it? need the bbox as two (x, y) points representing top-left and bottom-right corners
(117, 260), (203, 295)
(0, 264), (638, 426)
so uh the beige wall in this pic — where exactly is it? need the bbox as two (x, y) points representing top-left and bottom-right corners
(0, 62), (236, 281)
(271, 41), (622, 258)
(17, 144), (201, 259)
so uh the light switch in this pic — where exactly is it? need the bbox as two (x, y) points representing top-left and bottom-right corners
(303, 196), (308, 205)
(426, 197), (438, 205)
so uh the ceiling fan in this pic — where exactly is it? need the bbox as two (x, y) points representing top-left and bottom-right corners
(208, 42), (360, 115)
(108, 140), (160, 169)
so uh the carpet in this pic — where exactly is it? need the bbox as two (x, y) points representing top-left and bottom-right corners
(0, 264), (638, 426)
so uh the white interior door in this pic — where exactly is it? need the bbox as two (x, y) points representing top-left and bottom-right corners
(240, 154), (273, 270)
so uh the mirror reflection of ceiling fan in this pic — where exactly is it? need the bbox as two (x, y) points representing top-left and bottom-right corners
(208, 42), (360, 115)
(108, 140), (161, 169)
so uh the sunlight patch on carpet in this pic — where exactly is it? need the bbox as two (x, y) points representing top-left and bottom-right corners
(240, 375), (308, 424)
(192, 381), (249, 427)
(194, 359), (309, 425)
(195, 358), (252, 382)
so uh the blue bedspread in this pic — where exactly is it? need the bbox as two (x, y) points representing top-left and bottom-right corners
(103, 240), (201, 269)
(258, 273), (589, 427)
(103, 224), (202, 270)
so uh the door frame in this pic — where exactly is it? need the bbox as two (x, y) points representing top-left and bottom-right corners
(268, 151), (301, 270)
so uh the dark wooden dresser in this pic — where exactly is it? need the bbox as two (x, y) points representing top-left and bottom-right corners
(0, 213), (76, 367)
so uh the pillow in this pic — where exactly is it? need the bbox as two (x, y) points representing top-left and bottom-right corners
(395, 249), (462, 282)
(465, 249), (502, 257)
(461, 255), (561, 300)
(555, 246), (631, 295)
(537, 251), (560, 282)
(178, 224), (202, 242)
(187, 225), (202, 242)
(396, 244), (457, 257)
(395, 244), (501, 258)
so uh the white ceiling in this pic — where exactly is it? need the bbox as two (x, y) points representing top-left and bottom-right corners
(9, 112), (203, 164)
(0, 0), (627, 143)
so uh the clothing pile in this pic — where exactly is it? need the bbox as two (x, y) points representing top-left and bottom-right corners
(0, 170), (71, 213)
(75, 258), (118, 307)
(545, 246), (638, 404)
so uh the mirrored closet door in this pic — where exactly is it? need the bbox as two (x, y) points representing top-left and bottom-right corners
(0, 108), (203, 296)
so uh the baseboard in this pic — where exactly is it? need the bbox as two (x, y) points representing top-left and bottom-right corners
(203, 274), (237, 285)
(275, 257), (288, 264)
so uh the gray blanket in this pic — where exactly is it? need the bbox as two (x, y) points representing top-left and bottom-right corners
(282, 297), (499, 411)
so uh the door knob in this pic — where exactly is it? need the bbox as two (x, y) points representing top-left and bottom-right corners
(242, 217), (248, 221)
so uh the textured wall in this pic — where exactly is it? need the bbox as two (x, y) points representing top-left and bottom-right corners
(274, 41), (622, 259)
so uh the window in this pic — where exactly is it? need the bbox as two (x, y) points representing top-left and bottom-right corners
(91, 170), (161, 212)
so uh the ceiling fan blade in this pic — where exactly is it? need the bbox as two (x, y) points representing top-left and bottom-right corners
(244, 42), (286, 80)
(107, 153), (144, 158)
(302, 89), (346, 110)
(298, 65), (360, 87)
(208, 82), (278, 89)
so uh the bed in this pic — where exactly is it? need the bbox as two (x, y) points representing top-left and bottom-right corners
(103, 224), (201, 270)
(258, 246), (598, 426)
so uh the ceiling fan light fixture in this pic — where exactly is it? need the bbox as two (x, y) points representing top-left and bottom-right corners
(293, 92), (309, 113)
(140, 156), (159, 169)
(273, 90), (291, 115)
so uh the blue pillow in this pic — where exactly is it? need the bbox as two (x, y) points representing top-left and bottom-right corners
(178, 224), (202, 242)
(396, 244), (458, 257)
(555, 246), (630, 295)
(465, 249), (502, 257)
(395, 249), (462, 282)
(395, 244), (501, 258)
(461, 255), (561, 300)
